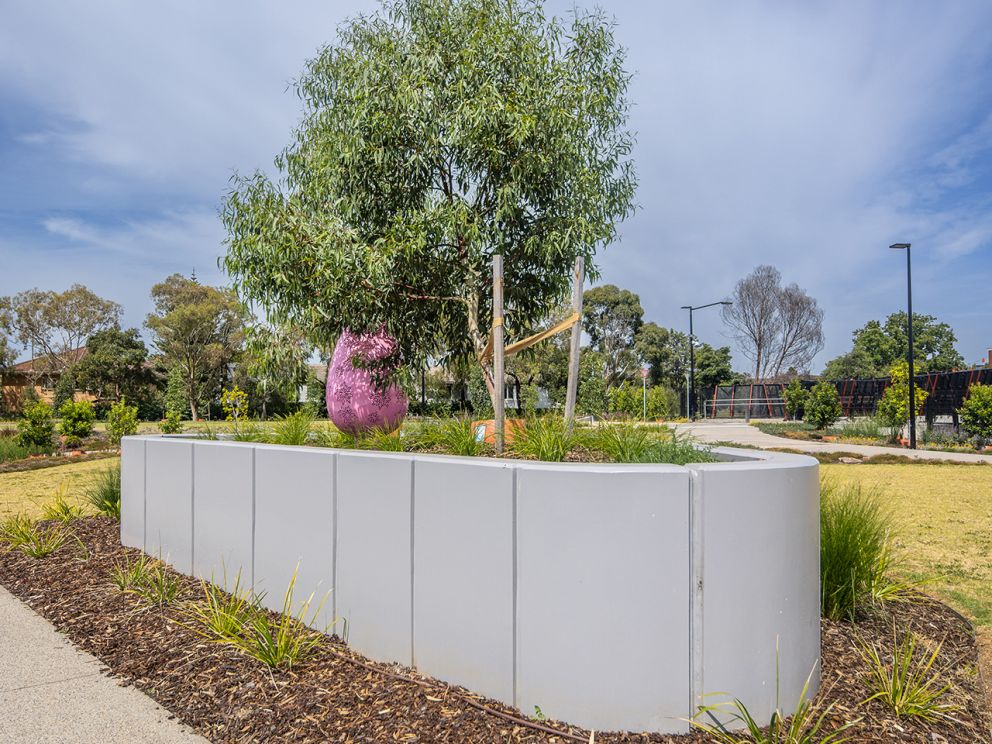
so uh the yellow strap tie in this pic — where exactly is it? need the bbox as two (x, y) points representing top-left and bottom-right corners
(480, 312), (580, 364)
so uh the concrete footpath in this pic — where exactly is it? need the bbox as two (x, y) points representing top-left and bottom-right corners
(0, 584), (208, 744)
(674, 420), (992, 464)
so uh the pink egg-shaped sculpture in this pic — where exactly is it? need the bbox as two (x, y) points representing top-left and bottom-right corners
(326, 328), (408, 435)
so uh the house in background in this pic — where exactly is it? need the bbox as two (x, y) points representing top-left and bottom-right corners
(0, 348), (94, 412)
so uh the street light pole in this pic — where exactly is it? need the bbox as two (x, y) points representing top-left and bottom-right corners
(890, 243), (916, 449)
(681, 300), (732, 420)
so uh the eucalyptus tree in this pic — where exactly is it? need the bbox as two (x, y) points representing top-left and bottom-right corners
(222, 0), (637, 408)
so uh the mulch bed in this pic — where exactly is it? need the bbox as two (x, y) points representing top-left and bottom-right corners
(0, 517), (988, 743)
(0, 450), (118, 474)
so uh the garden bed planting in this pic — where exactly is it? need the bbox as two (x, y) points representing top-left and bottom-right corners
(0, 517), (988, 743)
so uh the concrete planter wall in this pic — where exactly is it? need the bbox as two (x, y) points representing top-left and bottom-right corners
(120, 436), (819, 735)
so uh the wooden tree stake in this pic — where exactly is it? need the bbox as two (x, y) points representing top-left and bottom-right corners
(564, 257), (585, 433)
(493, 254), (505, 454)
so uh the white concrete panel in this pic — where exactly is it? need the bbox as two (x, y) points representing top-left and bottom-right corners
(689, 455), (820, 722)
(413, 456), (514, 702)
(144, 439), (193, 574)
(335, 451), (413, 665)
(119, 437), (145, 550)
(516, 465), (692, 734)
(253, 446), (335, 631)
(192, 441), (254, 589)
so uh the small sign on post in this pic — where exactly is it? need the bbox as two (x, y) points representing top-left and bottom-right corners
(641, 368), (648, 420)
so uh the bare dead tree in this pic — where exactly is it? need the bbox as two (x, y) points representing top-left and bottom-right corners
(721, 265), (782, 380)
(721, 266), (823, 380)
(768, 283), (824, 377)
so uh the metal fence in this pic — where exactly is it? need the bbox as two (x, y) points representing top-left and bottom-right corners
(701, 368), (992, 420)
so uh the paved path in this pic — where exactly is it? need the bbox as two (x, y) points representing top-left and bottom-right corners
(674, 420), (992, 464)
(0, 584), (208, 744)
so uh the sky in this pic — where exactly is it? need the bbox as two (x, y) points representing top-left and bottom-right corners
(2, 0), (991, 372)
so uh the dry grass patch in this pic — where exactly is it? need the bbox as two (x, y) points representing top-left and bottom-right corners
(0, 457), (116, 519)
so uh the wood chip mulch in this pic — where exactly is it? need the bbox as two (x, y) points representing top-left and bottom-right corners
(0, 517), (989, 743)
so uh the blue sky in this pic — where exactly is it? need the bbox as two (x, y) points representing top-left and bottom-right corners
(2, 0), (991, 371)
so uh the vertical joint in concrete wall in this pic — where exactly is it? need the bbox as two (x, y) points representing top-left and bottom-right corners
(330, 452), (337, 626)
(511, 464), (518, 709)
(141, 439), (148, 551)
(190, 444), (196, 574)
(250, 446), (257, 590)
(689, 468), (704, 718)
(409, 458), (416, 669)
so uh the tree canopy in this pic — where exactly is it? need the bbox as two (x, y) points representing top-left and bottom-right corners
(146, 274), (245, 420)
(222, 0), (637, 405)
(73, 328), (151, 403)
(582, 284), (643, 388)
(822, 312), (964, 379)
(6, 284), (121, 374)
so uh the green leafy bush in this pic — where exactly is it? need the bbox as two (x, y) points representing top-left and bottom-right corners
(783, 378), (808, 421)
(468, 367), (494, 419)
(608, 381), (641, 418)
(820, 480), (908, 621)
(16, 401), (55, 451)
(159, 410), (183, 434)
(877, 361), (928, 440)
(959, 382), (992, 446)
(645, 385), (679, 420)
(52, 368), (77, 411)
(106, 397), (139, 445)
(58, 399), (95, 448)
(805, 381), (842, 430)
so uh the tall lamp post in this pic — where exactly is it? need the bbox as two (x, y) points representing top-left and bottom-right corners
(890, 243), (916, 449)
(681, 301), (732, 420)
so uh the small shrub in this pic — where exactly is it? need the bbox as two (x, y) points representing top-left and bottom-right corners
(877, 361), (928, 440)
(591, 423), (655, 462)
(159, 411), (183, 434)
(0, 435), (45, 464)
(511, 416), (573, 462)
(0, 513), (37, 548)
(42, 485), (84, 523)
(820, 480), (906, 620)
(608, 382), (642, 419)
(16, 401), (55, 451)
(857, 631), (958, 721)
(84, 464), (121, 519)
(106, 397), (139, 446)
(111, 553), (155, 591)
(235, 573), (327, 669)
(805, 382), (842, 430)
(272, 409), (315, 446)
(691, 666), (855, 743)
(362, 427), (404, 452)
(232, 420), (267, 442)
(16, 522), (71, 558)
(421, 417), (484, 457)
(959, 382), (992, 446)
(840, 416), (884, 441)
(783, 379), (808, 421)
(124, 560), (182, 607)
(58, 399), (96, 448)
(221, 385), (250, 422)
(645, 385), (679, 420)
(182, 572), (256, 642)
